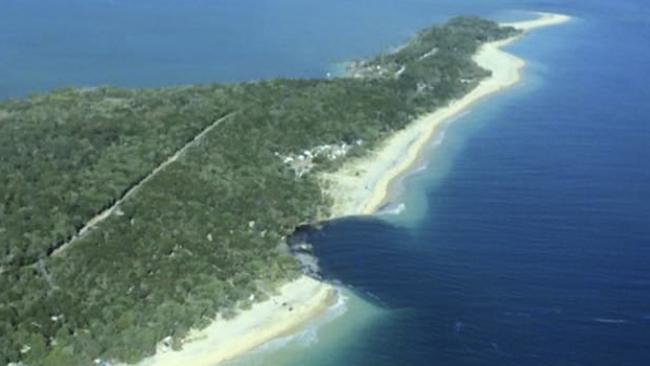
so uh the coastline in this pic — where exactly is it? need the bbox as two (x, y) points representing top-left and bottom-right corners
(322, 12), (571, 218)
(129, 276), (337, 366)
(130, 12), (570, 366)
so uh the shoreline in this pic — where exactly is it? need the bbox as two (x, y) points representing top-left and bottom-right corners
(129, 276), (337, 366)
(323, 12), (571, 218)
(129, 12), (570, 366)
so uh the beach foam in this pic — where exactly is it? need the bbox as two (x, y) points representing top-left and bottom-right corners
(236, 288), (348, 359)
(129, 276), (337, 366)
(377, 202), (407, 216)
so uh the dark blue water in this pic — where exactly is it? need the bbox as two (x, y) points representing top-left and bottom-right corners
(309, 4), (650, 365)
(3, 1), (650, 365)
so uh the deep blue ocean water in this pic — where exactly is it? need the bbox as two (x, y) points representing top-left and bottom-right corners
(307, 4), (650, 366)
(3, 1), (650, 365)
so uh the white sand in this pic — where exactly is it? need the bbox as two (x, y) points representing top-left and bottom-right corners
(322, 12), (571, 218)
(502, 12), (572, 32)
(130, 276), (336, 366)
(130, 12), (569, 366)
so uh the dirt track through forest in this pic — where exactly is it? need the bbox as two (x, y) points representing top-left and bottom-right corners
(49, 111), (237, 257)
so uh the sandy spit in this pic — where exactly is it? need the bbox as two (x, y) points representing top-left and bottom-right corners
(322, 12), (571, 218)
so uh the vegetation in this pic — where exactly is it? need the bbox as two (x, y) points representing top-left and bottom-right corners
(0, 87), (235, 267)
(0, 17), (519, 365)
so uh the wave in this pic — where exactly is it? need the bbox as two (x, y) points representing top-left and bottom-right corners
(594, 318), (628, 324)
(377, 202), (406, 216)
(412, 162), (429, 174)
(245, 287), (349, 355)
(432, 128), (447, 146)
(503, 311), (532, 318)
(431, 110), (470, 145)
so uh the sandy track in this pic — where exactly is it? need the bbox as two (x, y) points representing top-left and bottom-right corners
(51, 111), (236, 257)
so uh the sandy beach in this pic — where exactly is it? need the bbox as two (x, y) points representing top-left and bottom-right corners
(322, 12), (571, 218)
(130, 12), (569, 366)
(130, 276), (336, 366)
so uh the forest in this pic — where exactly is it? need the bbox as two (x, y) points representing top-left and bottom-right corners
(0, 17), (519, 365)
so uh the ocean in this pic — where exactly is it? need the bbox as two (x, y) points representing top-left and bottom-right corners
(3, 1), (650, 365)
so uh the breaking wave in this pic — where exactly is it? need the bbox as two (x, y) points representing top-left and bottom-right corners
(245, 287), (349, 356)
(377, 202), (406, 216)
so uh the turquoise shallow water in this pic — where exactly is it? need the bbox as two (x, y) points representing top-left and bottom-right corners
(225, 287), (385, 366)
(3, 1), (650, 365)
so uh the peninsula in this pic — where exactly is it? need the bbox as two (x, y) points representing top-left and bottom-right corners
(0, 13), (569, 366)
(325, 12), (570, 217)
